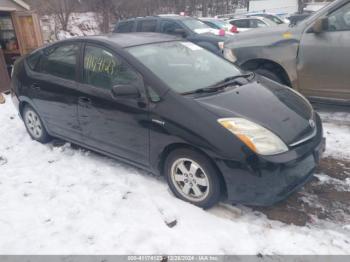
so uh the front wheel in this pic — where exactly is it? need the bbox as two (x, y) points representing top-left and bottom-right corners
(23, 105), (51, 143)
(164, 148), (222, 209)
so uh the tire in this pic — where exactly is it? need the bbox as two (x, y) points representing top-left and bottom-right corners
(22, 105), (51, 143)
(164, 148), (222, 209)
(255, 68), (284, 84)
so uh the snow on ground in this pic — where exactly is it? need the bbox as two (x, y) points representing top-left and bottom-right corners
(319, 110), (350, 160)
(0, 96), (350, 254)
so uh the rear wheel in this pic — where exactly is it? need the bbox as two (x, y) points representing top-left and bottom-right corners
(23, 105), (51, 143)
(164, 148), (222, 209)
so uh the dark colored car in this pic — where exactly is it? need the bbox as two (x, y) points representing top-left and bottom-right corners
(288, 11), (314, 25)
(114, 15), (230, 55)
(11, 33), (325, 208)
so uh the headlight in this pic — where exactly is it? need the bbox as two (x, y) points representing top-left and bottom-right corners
(218, 42), (225, 50)
(223, 48), (237, 63)
(218, 118), (288, 155)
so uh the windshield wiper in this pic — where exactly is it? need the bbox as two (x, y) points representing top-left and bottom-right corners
(210, 72), (255, 89)
(181, 72), (255, 95)
(181, 86), (226, 95)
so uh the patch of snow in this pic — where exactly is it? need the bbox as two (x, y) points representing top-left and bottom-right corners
(314, 174), (350, 192)
(0, 96), (350, 254)
(323, 122), (350, 160)
(40, 12), (101, 43)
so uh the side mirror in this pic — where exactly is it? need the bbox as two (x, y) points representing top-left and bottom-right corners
(173, 28), (187, 37)
(111, 84), (140, 99)
(312, 17), (329, 33)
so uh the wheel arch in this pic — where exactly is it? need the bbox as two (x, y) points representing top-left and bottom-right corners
(158, 142), (228, 199)
(18, 98), (51, 135)
(240, 58), (292, 87)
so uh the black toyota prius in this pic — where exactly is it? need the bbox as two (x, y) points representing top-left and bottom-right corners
(11, 33), (325, 208)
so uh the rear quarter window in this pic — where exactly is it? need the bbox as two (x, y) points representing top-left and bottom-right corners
(27, 51), (42, 71)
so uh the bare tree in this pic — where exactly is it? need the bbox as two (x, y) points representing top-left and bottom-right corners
(28, 0), (80, 31)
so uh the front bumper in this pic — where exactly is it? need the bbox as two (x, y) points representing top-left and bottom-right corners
(216, 113), (325, 206)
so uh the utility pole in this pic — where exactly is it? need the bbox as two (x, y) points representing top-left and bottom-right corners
(298, 0), (305, 13)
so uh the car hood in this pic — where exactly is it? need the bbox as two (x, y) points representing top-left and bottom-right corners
(225, 24), (302, 48)
(195, 77), (314, 145)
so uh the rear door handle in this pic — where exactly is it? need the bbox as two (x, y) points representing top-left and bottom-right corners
(78, 97), (91, 105)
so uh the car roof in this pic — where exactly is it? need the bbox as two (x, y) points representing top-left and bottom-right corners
(59, 33), (181, 48)
(231, 16), (265, 21)
(120, 15), (193, 22)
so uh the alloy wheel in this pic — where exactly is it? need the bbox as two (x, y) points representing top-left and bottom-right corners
(170, 158), (210, 202)
(24, 109), (43, 139)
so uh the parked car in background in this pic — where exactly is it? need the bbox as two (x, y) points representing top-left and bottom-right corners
(114, 15), (231, 55)
(11, 33), (325, 208)
(288, 11), (314, 25)
(228, 16), (278, 32)
(224, 0), (350, 105)
(247, 13), (287, 24)
(199, 17), (238, 33)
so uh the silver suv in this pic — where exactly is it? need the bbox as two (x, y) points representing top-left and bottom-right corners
(224, 0), (350, 105)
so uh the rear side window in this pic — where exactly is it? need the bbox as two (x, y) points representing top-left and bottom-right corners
(137, 20), (157, 32)
(83, 45), (140, 90)
(160, 20), (183, 34)
(116, 21), (135, 33)
(250, 19), (267, 28)
(40, 44), (79, 81)
(230, 19), (249, 28)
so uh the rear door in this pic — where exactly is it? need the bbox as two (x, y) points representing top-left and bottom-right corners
(298, 2), (350, 102)
(27, 42), (82, 140)
(77, 43), (150, 166)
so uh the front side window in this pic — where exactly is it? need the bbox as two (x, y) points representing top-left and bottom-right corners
(40, 44), (79, 81)
(127, 41), (241, 94)
(83, 45), (139, 89)
(137, 20), (157, 32)
(327, 2), (350, 31)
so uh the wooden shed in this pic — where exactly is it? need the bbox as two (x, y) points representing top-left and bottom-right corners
(0, 0), (43, 93)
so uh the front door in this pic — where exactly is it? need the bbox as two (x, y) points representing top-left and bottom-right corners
(28, 42), (81, 140)
(78, 44), (150, 166)
(298, 2), (350, 102)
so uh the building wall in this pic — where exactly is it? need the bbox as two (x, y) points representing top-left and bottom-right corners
(249, 0), (299, 14)
(0, 0), (26, 11)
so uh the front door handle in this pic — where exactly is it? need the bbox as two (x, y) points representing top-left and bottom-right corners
(78, 97), (91, 105)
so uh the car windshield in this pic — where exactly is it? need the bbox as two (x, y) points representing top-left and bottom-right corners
(127, 41), (242, 94)
(182, 19), (212, 30)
